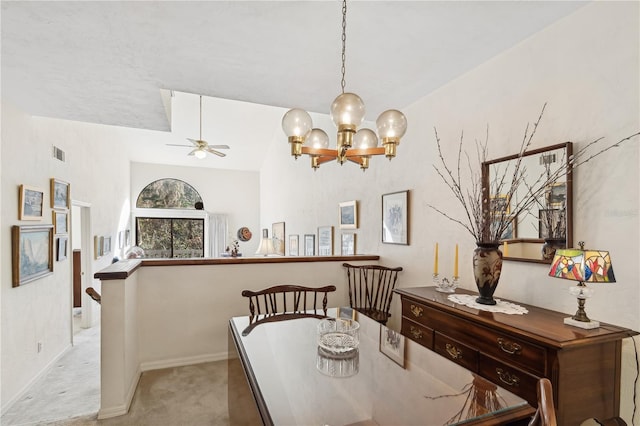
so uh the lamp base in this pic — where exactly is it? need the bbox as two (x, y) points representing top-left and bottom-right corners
(564, 317), (600, 329)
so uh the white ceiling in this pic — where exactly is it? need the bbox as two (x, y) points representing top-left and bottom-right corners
(1, 1), (587, 171)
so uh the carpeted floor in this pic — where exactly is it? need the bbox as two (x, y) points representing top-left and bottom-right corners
(1, 325), (233, 426)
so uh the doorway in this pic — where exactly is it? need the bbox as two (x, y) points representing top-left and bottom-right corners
(71, 201), (94, 336)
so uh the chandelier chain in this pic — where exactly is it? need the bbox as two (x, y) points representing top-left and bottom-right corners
(340, 0), (347, 94)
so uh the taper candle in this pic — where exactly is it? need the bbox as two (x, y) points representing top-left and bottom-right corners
(454, 244), (459, 277)
(434, 243), (439, 275)
(503, 241), (509, 257)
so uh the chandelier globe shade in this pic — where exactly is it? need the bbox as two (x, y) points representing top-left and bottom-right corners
(194, 149), (207, 159)
(281, 0), (407, 171)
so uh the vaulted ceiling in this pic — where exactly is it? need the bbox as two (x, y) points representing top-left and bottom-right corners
(1, 1), (587, 170)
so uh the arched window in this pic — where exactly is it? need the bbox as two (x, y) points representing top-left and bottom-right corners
(135, 179), (205, 258)
(136, 178), (203, 209)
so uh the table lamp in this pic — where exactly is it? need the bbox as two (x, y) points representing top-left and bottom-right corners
(255, 228), (275, 256)
(548, 241), (615, 329)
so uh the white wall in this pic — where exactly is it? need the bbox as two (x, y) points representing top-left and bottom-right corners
(130, 162), (260, 255)
(0, 103), (131, 411)
(259, 2), (639, 421)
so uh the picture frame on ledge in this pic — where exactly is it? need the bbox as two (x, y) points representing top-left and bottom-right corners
(317, 226), (333, 256)
(289, 234), (299, 256)
(53, 210), (68, 235)
(12, 224), (54, 287)
(339, 200), (358, 229)
(382, 190), (409, 245)
(341, 233), (356, 255)
(304, 234), (315, 256)
(18, 184), (44, 221)
(272, 222), (285, 256)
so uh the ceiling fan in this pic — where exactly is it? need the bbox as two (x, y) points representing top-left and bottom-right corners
(166, 95), (230, 159)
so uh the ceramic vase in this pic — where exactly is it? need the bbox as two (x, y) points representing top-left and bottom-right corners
(473, 242), (503, 305)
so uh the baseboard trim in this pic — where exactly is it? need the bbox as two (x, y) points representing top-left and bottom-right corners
(97, 368), (141, 420)
(1, 342), (73, 416)
(140, 352), (227, 372)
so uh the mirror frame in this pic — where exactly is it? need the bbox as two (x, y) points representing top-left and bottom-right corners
(481, 142), (573, 264)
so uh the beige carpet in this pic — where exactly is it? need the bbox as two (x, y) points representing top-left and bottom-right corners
(1, 324), (236, 426)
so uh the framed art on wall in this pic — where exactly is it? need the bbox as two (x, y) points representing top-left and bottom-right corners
(57, 236), (68, 261)
(272, 222), (285, 256)
(12, 224), (54, 287)
(51, 178), (70, 210)
(379, 324), (406, 368)
(341, 233), (356, 255)
(339, 200), (358, 229)
(382, 190), (409, 245)
(304, 234), (315, 256)
(53, 210), (68, 234)
(317, 226), (333, 256)
(18, 184), (44, 220)
(289, 234), (299, 256)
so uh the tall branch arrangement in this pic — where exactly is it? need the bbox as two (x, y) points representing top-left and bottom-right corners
(428, 103), (639, 243)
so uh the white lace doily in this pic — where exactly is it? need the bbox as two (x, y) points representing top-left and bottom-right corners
(447, 294), (529, 315)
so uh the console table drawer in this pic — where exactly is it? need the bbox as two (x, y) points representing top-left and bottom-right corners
(478, 353), (539, 406)
(401, 318), (434, 348)
(401, 298), (430, 327)
(434, 332), (478, 372)
(428, 306), (546, 376)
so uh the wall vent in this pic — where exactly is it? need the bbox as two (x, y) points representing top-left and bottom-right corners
(53, 146), (66, 162)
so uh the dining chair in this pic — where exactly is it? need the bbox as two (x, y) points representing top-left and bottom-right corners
(528, 378), (627, 426)
(342, 263), (403, 325)
(241, 284), (336, 335)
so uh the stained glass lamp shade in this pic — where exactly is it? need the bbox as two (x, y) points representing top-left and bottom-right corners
(548, 241), (615, 329)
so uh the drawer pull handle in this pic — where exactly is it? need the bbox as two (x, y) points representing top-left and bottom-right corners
(445, 343), (462, 360)
(409, 326), (423, 340)
(410, 305), (424, 318)
(496, 368), (520, 387)
(497, 338), (522, 355)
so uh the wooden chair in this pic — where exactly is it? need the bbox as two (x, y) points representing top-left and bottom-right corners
(241, 284), (336, 335)
(343, 263), (402, 325)
(528, 378), (627, 426)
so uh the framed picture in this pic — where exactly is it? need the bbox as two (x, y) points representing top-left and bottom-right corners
(272, 222), (285, 256)
(339, 200), (358, 229)
(304, 234), (315, 256)
(94, 235), (102, 259)
(289, 234), (299, 256)
(125, 229), (131, 246)
(379, 324), (406, 368)
(317, 226), (333, 256)
(56, 236), (68, 261)
(103, 236), (112, 255)
(341, 233), (356, 255)
(118, 230), (125, 249)
(11, 224), (54, 287)
(52, 210), (68, 234)
(493, 216), (517, 240)
(546, 182), (566, 208)
(382, 190), (409, 245)
(18, 184), (44, 220)
(539, 209), (564, 239)
(490, 195), (510, 215)
(339, 306), (357, 321)
(50, 178), (70, 210)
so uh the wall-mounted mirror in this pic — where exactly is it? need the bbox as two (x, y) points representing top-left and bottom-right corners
(482, 142), (573, 264)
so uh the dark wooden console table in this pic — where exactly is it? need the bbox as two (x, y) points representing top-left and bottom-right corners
(395, 286), (637, 426)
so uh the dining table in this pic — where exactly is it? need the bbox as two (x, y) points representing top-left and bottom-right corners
(228, 308), (535, 426)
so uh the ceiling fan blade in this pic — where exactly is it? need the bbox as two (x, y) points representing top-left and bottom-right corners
(187, 149), (198, 156)
(186, 138), (202, 146)
(206, 147), (227, 157)
(166, 143), (193, 147)
(208, 144), (230, 150)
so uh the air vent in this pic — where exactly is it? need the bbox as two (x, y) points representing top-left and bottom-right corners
(539, 153), (556, 165)
(53, 146), (66, 162)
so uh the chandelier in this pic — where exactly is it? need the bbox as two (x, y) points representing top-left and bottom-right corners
(281, 0), (407, 171)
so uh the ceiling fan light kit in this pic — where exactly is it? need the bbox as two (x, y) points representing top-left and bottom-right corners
(166, 95), (230, 159)
(282, 0), (407, 171)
